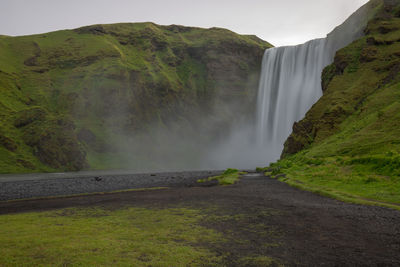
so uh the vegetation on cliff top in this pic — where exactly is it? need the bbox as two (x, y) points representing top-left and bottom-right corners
(274, 0), (400, 208)
(0, 23), (272, 173)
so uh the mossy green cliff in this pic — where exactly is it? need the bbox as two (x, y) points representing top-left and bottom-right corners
(0, 23), (272, 173)
(275, 0), (400, 207)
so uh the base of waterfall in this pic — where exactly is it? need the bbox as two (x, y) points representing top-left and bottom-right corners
(1, 174), (399, 266)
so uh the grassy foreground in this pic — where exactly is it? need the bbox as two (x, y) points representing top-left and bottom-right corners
(0, 204), (283, 266)
(0, 207), (223, 266)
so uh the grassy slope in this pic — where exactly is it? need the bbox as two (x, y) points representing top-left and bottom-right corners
(0, 23), (272, 173)
(273, 1), (400, 208)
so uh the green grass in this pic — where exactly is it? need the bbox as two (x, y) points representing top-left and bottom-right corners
(267, 155), (400, 210)
(0, 203), (284, 266)
(198, 168), (242, 185)
(0, 206), (224, 266)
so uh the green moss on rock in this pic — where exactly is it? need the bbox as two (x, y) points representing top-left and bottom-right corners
(22, 118), (87, 171)
(0, 22), (272, 173)
(14, 107), (47, 128)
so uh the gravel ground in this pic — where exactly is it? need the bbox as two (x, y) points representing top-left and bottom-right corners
(1, 174), (399, 266)
(0, 170), (223, 201)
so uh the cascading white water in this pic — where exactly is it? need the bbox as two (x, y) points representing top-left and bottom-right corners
(256, 38), (327, 156)
(206, 0), (377, 169)
(254, 0), (375, 163)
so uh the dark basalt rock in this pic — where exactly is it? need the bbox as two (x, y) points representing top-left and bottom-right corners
(381, 61), (400, 86)
(22, 119), (88, 171)
(34, 130), (88, 171)
(321, 64), (336, 92)
(16, 159), (35, 169)
(23, 42), (41, 67)
(75, 25), (107, 35)
(281, 121), (315, 157)
(165, 24), (193, 33)
(360, 46), (378, 62)
(334, 54), (349, 75)
(0, 134), (17, 152)
(24, 56), (38, 66)
(14, 107), (47, 128)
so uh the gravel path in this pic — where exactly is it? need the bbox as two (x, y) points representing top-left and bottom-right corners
(0, 170), (222, 201)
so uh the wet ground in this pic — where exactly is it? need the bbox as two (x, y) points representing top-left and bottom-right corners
(1, 172), (399, 266)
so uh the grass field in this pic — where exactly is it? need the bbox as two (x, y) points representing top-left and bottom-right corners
(0, 206), (224, 266)
(0, 200), (284, 266)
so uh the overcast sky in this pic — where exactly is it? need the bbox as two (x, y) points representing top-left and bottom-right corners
(0, 0), (369, 46)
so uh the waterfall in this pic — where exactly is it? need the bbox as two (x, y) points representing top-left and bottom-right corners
(255, 38), (335, 159)
(206, 0), (377, 169)
(254, 0), (376, 163)
(256, 38), (327, 154)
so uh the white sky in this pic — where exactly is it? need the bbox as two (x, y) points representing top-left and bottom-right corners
(0, 0), (369, 46)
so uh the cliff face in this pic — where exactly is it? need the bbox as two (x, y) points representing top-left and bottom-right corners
(0, 23), (272, 173)
(282, 0), (400, 160)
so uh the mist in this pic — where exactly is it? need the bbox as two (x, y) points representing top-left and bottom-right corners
(100, 84), (261, 171)
(91, 0), (375, 172)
